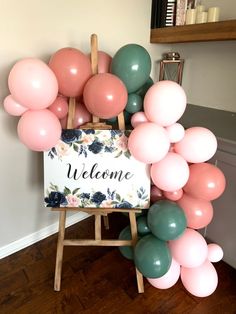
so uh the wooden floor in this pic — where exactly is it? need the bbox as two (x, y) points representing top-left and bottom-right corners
(0, 213), (236, 314)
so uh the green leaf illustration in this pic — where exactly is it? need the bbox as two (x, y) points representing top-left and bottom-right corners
(72, 187), (80, 195)
(73, 144), (79, 152)
(63, 187), (71, 196)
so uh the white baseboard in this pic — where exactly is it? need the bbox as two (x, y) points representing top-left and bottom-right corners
(0, 212), (90, 259)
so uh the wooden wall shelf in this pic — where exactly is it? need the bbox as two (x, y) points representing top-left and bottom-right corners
(150, 20), (236, 43)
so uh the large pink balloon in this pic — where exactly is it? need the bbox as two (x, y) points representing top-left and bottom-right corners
(8, 58), (58, 110)
(89, 51), (112, 73)
(49, 47), (92, 97)
(165, 123), (185, 143)
(207, 243), (224, 263)
(181, 260), (218, 297)
(128, 122), (170, 164)
(144, 80), (187, 127)
(164, 189), (183, 201)
(74, 102), (92, 128)
(131, 111), (149, 128)
(151, 152), (189, 192)
(83, 73), (128, 119)
(147, 258), (180, 289)
(183, 163), (226, 201)
(17, 109), (61, 151)
(177, 193), (213, 229)
(175, 127), (217, 163)
(169, 228), (208, 268)
(48, 95), (69, 119)
(3, 95), (28, 116)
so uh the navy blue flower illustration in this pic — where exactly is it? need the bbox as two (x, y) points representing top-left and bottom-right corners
(115, 201), (132, 209)
(44, 192), (68, 207)
(83, 129), (95, 135)
(91, 192), (106, 205)
(61, 130), (82, 144)
(88, 141), (104, 154)
(80, 193), (90, 200)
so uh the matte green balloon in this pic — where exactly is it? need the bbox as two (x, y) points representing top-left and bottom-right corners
(136, 77), (154, 98)
(147, 200), (187, 241)
(125, 93), (143, 114)
(118, 225), (134, 260)
(134, 234), (171, 278)
(137, 215), (151, 236)
(111, 44), (152, 93)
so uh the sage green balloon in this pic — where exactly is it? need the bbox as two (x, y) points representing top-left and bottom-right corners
(136, 77), (154, 98)
(134, 234), (171, 278)
(125, 93), (143, 114)
(118, 225), (134, 260)
(111, 44), (152, 93)
(137, 215), (151, 236)
(147, 200), (187, 241)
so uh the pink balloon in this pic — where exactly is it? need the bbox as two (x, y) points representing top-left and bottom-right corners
(89, 51), (112, 73)
(150, 185), (164, 203)
(169, 228), (208, 268)
(177, 193), (213, 229)
(128, 122), (170, 164)
(175, 127), (217, 163)
(165, 123), (185, 143)
(183, 163), (226, 201)
(8, 58), (58, 110)
(147, 258), (180, 289)
(131, 111), (149, 128)
(144, 80), (187, 127)
(74, 102), (92, 128)
(48, 95), (69, 119)
(151, 152), (189, 192)
(164, 189), (183, 201)
(181, 260), (218, 297)
(83, 73), (128, 119)
(49, 47), (92, 97)
(3, 95), (28, 116)
(17, 109), (61, 151)
(207, 243), (224, 263)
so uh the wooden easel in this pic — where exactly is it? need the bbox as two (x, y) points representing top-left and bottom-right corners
(52, 34), (144, 293)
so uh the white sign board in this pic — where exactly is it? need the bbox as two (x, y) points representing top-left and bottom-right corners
(44, 129), (150, 209)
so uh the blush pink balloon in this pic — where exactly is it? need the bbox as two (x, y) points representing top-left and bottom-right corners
(183, 163), (226, 201)
(181, 260), (218, 297)
(128, 122), (170, 164)
(48, 95), (69, 119)
(177, 193), (213, 229)
(151, 185), (164, 203)
(174, 127), (217, 163)
(165, 123), (185, 143)
(17, 109), (61, 151)
(3, 95), (28, 116)
(164, 189), (183, 201)
(83, 73), (128, 119)
(89, 51), (112, 73)
(169, 228), (208, 268)
(151, 152), (189, 192)
(207, 243), (224, 263)
(147, 258), (180, 289)
(74, 102), (92, 128)
(8, 58), (58, 110)
(144, 80), (187, 127)
(131, 111), (149, 128)
(49, 47), (92, 97)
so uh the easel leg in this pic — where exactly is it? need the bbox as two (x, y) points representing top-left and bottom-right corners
(54, 210), (66, 291)
(95, 214), (102, 240)
(103, 215), (109, 230)
(129, 211), (144, 293)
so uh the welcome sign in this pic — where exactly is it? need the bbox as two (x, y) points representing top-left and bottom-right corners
(44, 129), (150, 209)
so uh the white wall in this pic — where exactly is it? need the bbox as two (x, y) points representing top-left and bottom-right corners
(0, 0), (166, 253)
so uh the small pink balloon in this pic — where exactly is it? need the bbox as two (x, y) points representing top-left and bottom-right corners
(17, 109), (61, 151)
(150, 185), (164, 203)
(207, 243), (224, 263)
(164, 189), (183, 201)
(48, 95), (69, 119)
(128, 122), (170, 164)
(177, 193), (213, 229)
(131, 111), (149, 128)
(151, 152), (189, 192)
(8, 58), (58, 110)
(74, 102), (92, 128)
(175, 127), (217, 163)
(3, 95), (28, 116)
(165, 123), (185, 143)
(147, 258), (180, 289)
(89, 51), (112, 73)
(144, 80), (187, 127)
(181, 260), (218, 297)
(169, 228), (208, 268)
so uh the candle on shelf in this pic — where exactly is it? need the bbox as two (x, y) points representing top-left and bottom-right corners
(185, 8), (197, 25)
(207, 7), (220, 22)
(196, 11), (208, 24)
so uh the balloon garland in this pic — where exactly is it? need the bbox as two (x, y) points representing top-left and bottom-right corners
(3, 42), (225, 297)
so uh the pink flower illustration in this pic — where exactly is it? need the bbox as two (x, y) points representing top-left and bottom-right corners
(66, 194), (80, 207)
